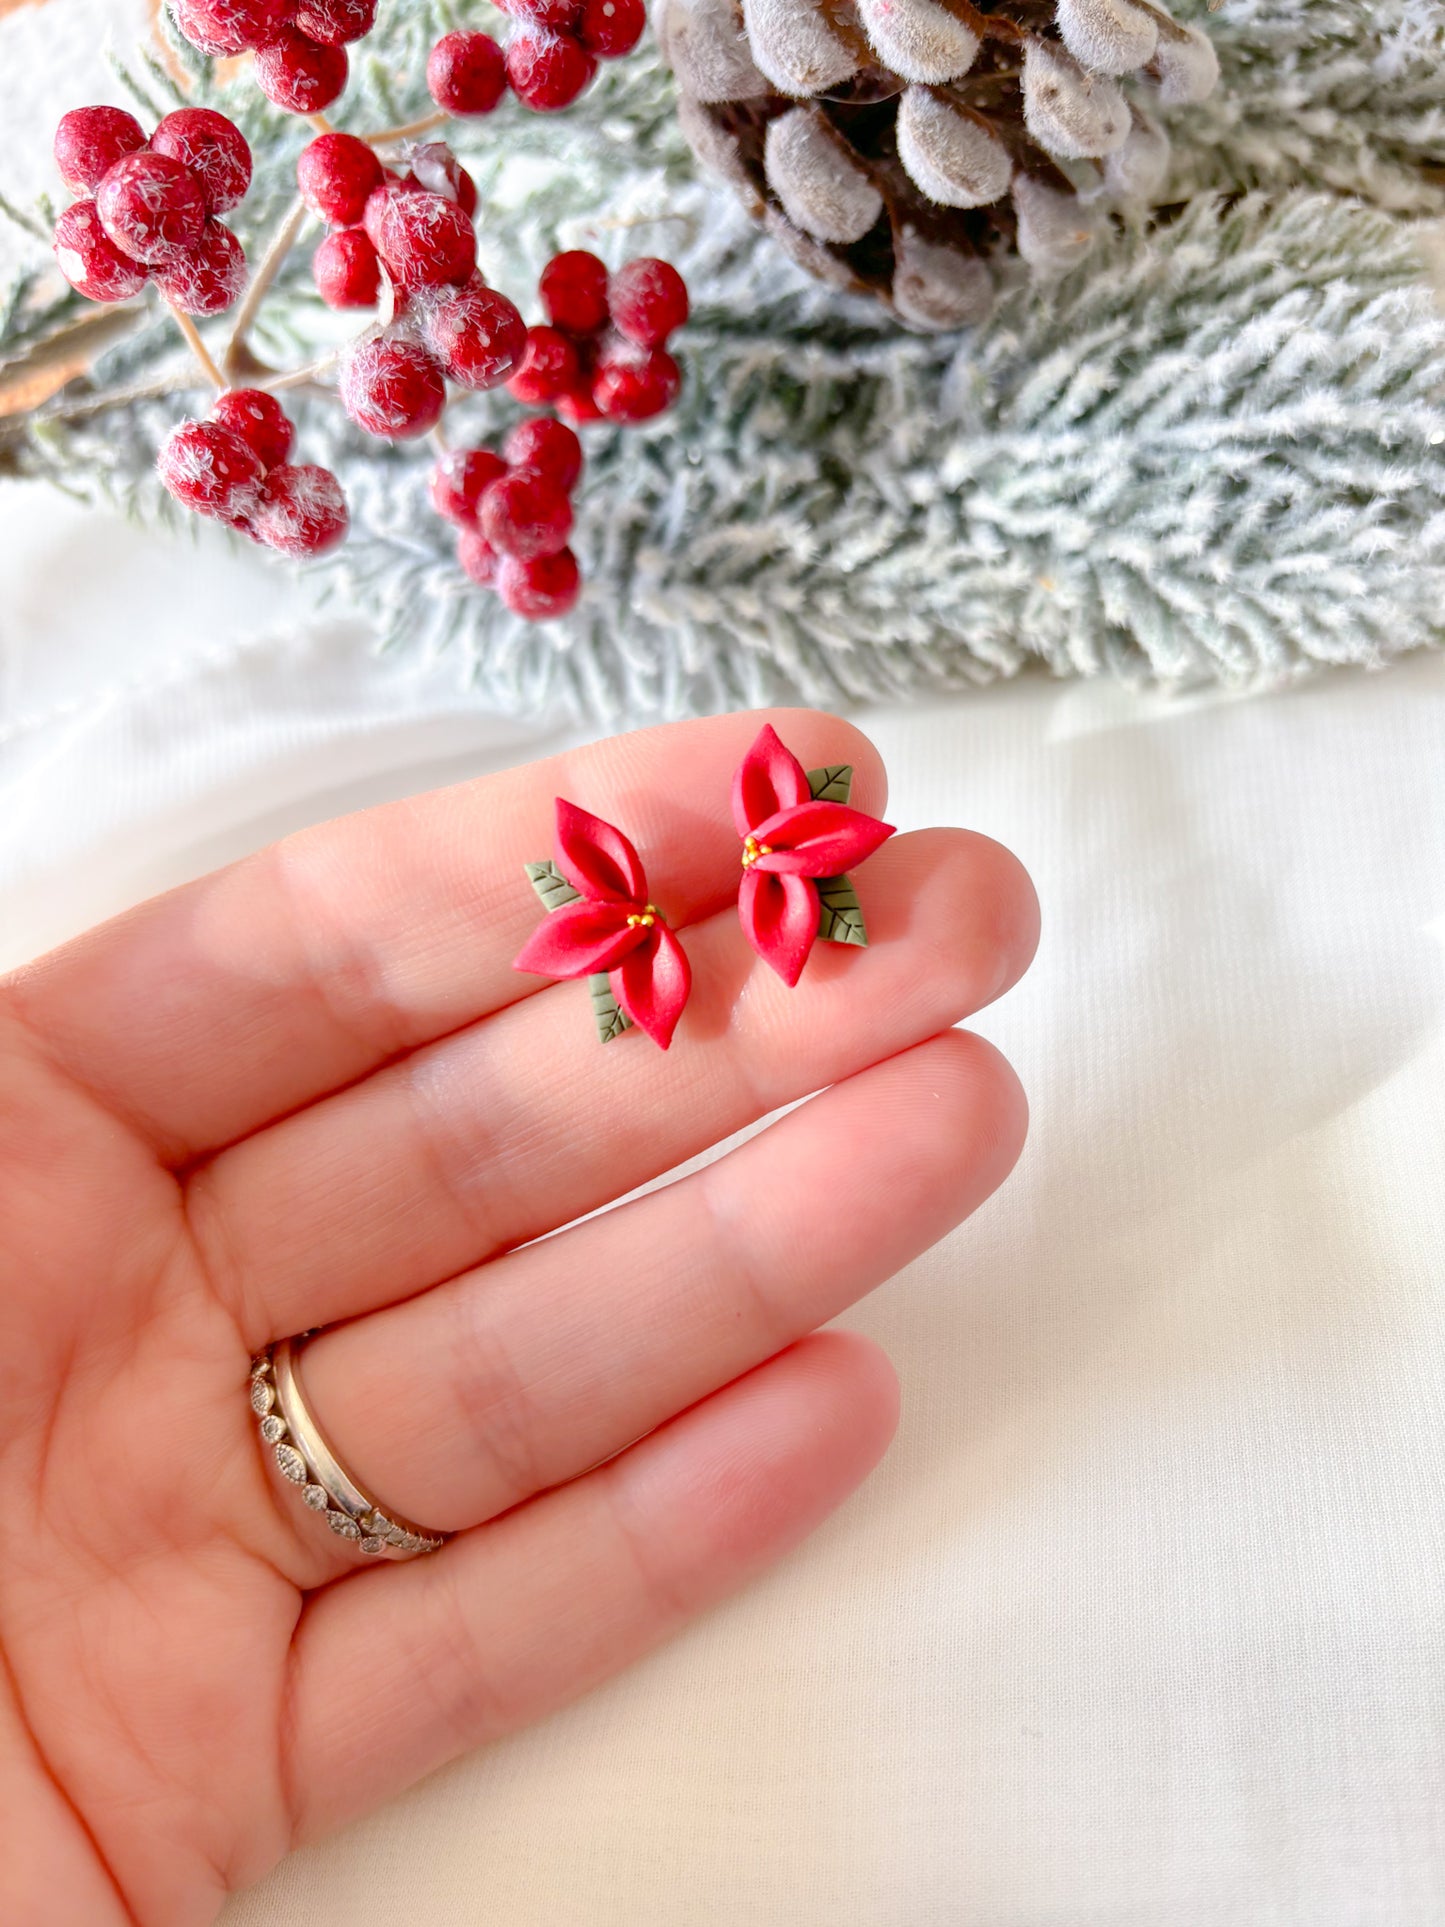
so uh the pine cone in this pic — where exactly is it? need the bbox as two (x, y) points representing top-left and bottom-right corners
(660, 0), (1219, 328)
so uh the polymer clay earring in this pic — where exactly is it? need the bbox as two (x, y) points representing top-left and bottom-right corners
(733, 724), (895, 985)
(515, 799), (692, 1049)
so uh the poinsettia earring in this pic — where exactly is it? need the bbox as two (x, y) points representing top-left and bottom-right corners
(733, 725), (895, 985)
(515, 800), (692, 1050)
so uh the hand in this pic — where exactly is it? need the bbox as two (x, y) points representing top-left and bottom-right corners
(0, 711), (1037, 1926)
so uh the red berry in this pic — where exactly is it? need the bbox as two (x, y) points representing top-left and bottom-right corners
(172, 0), (238, 53)
(539, 249), (610, 336)
(505, 324), (579, 403)
(211, 388), (293, 470)
(423, 278), (526, 389)
(155, 218), (248, 316)
(608, 257), (689, 348)
(505, 32), (596, 111)
(254, 29), (349, 114)
(557, 383), (605, 424)
(156, 419), (265, 521)
(503, 416), (583, 492)
(430, 448), (508, 526)
(426, 30), (507, 115)
(95, 151), (207, 266)
(339, 335), (447, 439)
(365, 183), (475, 291)
(312, 227), (382, 307)
(294, 0), (377, 45)
(504, 0), (582, 30)
(480, 466), (573, 560)
(592, 340), (682, 421)
(150, 109), (253, 216)
(554, 335), (603, 420)
(172, 0), (288, 55)
(457, 527), (500, 587)
(578, 0), (645, 58)
(251, 464), (350, 555)
(497, 547), (581, 619)
(53, 107), (147, 198)
(53, 200), (150, 303)
(361, 184), (390, 249)
(406, 143), (477, 218)
(297, 131), (383, 226)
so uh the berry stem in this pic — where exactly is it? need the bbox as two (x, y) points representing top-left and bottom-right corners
(166, 302), (226, 390)
(0, 301), (146, 391)
(264, 352), (339, 391)
(592, 210), (695, 235)
(0, 369), (206, 458)
(361, 108), (449, 148)
(224, 195), (308, 379)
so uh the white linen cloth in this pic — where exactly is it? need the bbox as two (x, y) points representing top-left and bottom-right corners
(4, 5), (1444, 1915)
(3, 484), (1443, 1927)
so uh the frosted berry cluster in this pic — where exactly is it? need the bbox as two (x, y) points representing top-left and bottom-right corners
(431, 417), (585, 618)
(301, 130), (487, 319)
(427, 4), (645, 121)
(316, 134), (529, 439)
(52, 104), (251, 315)
(401, 246), (689, 619)
(171, 4), (641, 121)
(172, 0), (377, 116)
(157, 388), (349, 555)
(45, 9), (683, 620)
(509, 250), (688, 424)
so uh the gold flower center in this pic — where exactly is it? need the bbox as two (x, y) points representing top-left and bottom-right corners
(626, 903), (659, 929)
(741, 836), (773, 869)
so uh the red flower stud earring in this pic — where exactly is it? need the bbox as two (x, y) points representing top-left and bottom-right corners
(515, 800), (692, 1049)
(733, 725), (896, 985)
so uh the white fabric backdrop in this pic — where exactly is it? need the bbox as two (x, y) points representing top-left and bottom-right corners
(4, 6), (1445, 1919)
(5, 486), (1444, 1927)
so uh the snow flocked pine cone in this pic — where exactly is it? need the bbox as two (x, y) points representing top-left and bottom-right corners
(658, 0), (1219, 329)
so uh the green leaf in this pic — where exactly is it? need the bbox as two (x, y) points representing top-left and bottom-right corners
(525, 860), (580, 911)
(524, 863), (631, 1041)
(807, 765), (853, 805)
(526, 863), (632, 1041)
(589, 974), (633, 1043)
(816, 874), (868, 947)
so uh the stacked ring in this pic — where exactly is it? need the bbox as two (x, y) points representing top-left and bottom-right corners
(250, 1338), (449, 1560)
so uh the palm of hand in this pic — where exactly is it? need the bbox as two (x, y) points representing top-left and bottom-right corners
(0, 712), (1035, 1927)
(1, 1081), (297, 1923)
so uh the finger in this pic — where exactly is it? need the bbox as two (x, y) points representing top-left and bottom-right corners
(4, 709), (884, 1162)
(298, 1029), (1024, 1534)
(283, 1330), (899, 1843)
(193, 828), (1038, 1345)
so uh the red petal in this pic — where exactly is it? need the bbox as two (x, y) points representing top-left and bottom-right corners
(731, 723), (811, 839)
(513, 899), (643, 979)
(738, 868), (817, 987)
(554, 798), (647, 904)
(612, 923), (692, 1050)
(751, 801), (895, 878)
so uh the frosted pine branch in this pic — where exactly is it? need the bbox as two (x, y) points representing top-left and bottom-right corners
(313, 191), (1445, 714)
(1164, 0), (1445, 212)
(2, 0), (1444, 715)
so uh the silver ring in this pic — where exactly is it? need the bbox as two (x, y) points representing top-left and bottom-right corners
(250, 1338), (449, 1560)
